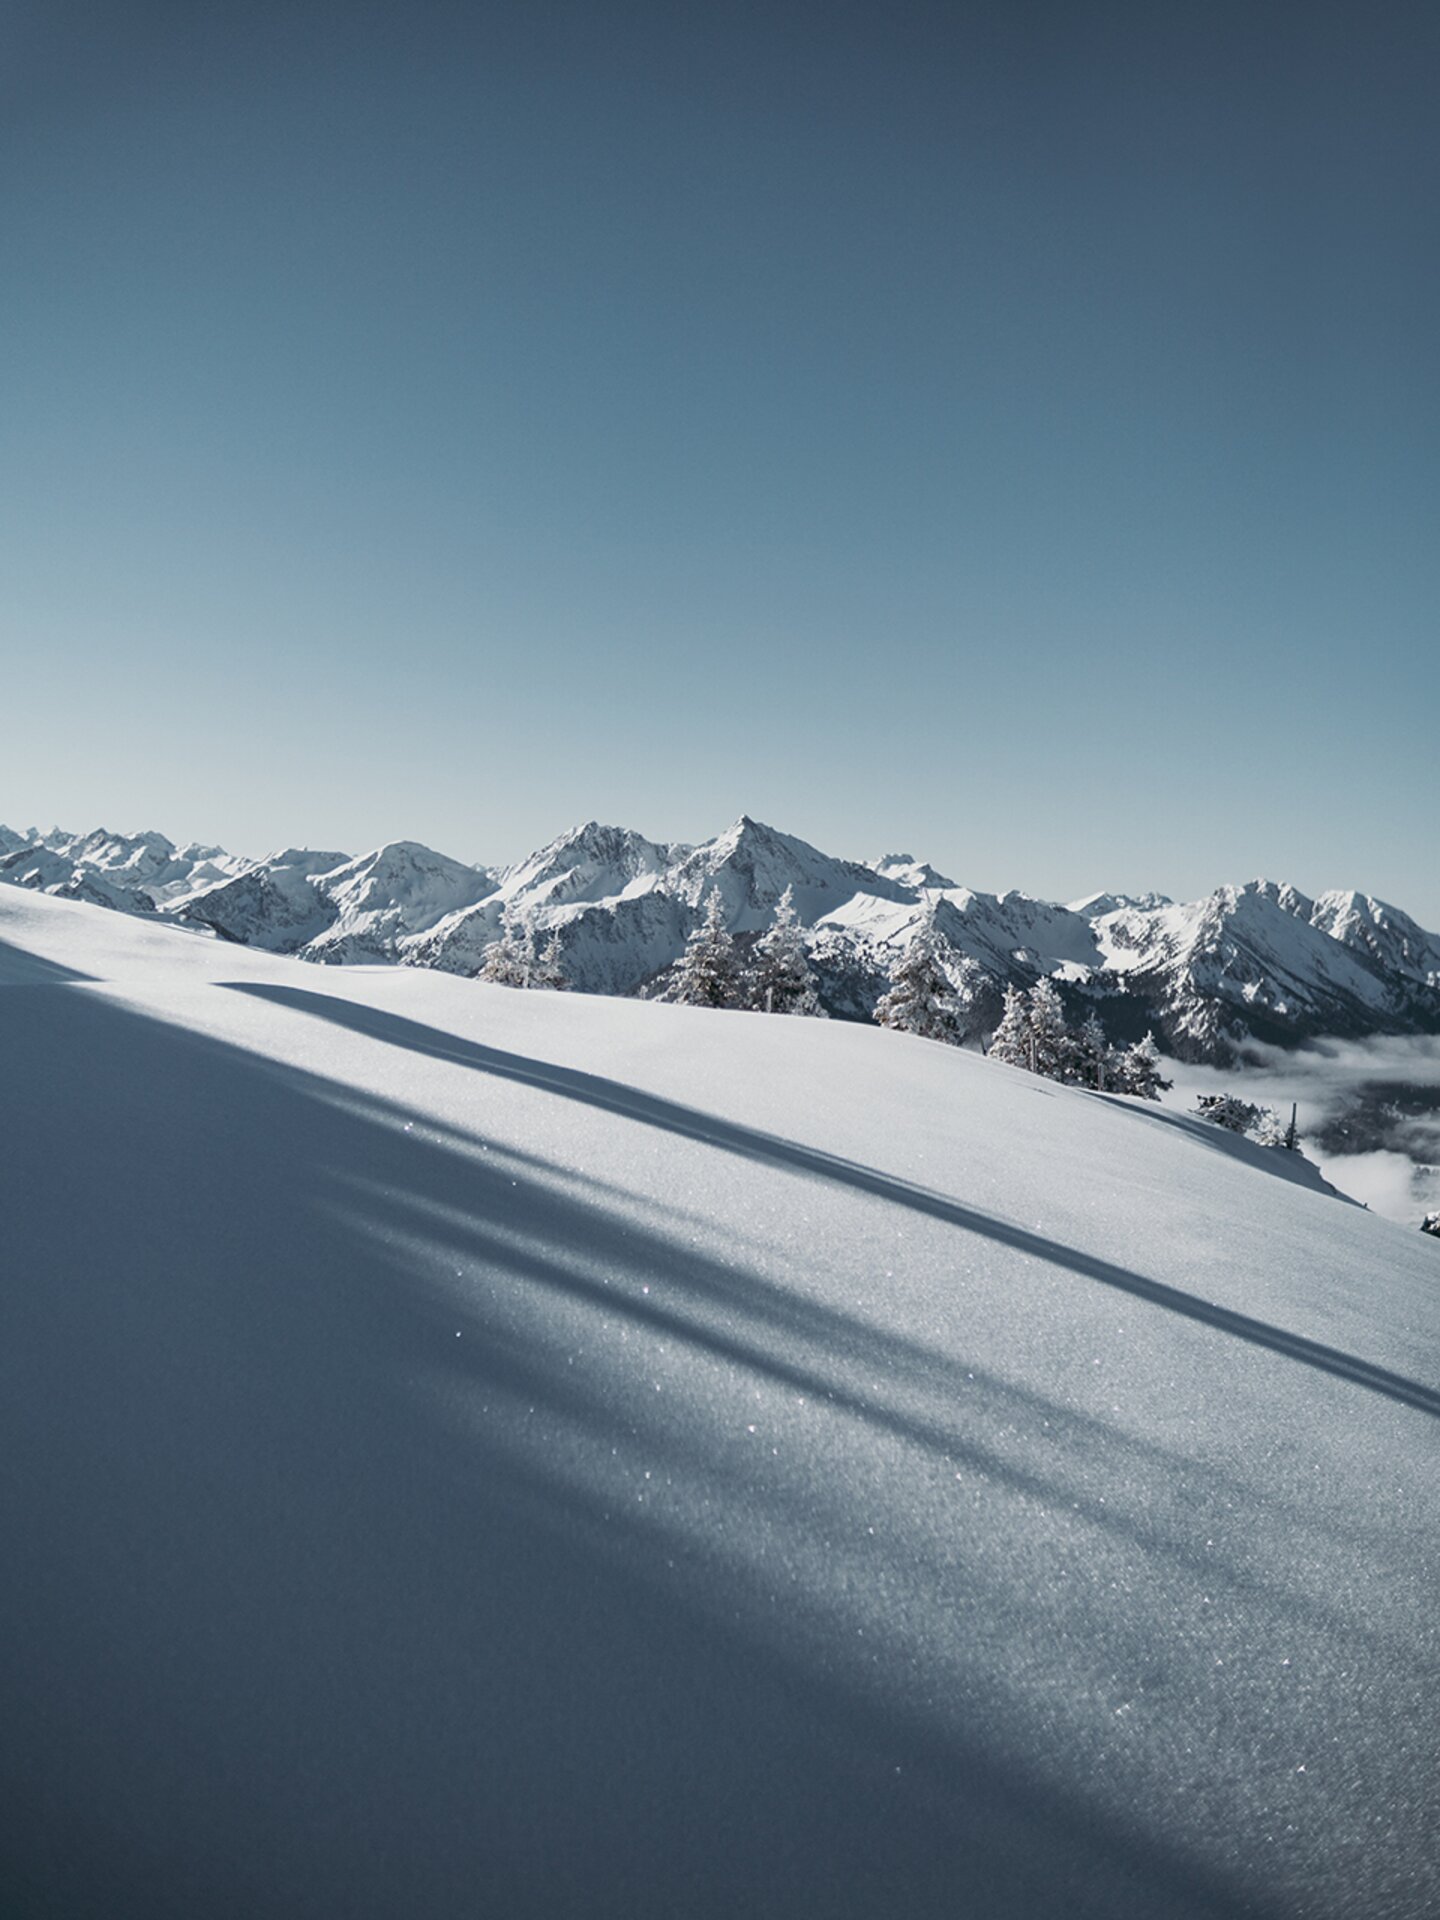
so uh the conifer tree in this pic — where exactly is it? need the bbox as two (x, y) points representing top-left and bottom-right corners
(1116, 1032), (1170, 1100)
(1249, 1106), (1290, 1147)
(664, 887), (744, 1008)
(1027, 978), (1076, 1082)
(873, 928), (963, 1044)
(477, 913), (534, 987)
(532, 929), (570, 991)
(1073, 1010), (1117, 1090)
(750, 885), (824, 1015)
(987, 985), (1034, 1069)
(1194, 1092), (1263, 1133)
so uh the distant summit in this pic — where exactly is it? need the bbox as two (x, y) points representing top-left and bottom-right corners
(3, 816), (1437, 1060)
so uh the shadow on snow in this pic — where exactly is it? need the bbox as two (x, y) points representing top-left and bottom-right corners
(224, 984), (1440, 1422)
(0, 983), (1326, 1920)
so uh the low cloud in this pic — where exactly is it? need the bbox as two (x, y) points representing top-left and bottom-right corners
(1161, 1035), (1440, 1226)
(1308, 1150), (1440, 1224)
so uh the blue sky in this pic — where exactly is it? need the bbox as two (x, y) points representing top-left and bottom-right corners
(5, 3), (1437, 920)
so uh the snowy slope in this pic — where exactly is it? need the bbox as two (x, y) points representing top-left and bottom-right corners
(2, 886), (1437, 1920)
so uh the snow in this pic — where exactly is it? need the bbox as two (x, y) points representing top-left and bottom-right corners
(5, 822), (1439, 1072)
(2, 885), (1437, 1916)
(1067, 890), (1175, 917)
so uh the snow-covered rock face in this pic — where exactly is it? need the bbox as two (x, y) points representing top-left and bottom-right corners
(667, 816), (911, 928)
(304, 843), (497, 964)
(178, 850), (351, 952)
(498, 820), (680, 912)
(0, 827), (251, 913)
(872, 853), (958, 891)
(5, 815), (1439, 1055)
(407, 817), (919, 998)
(1088, 879), (1440, 1060)
(179, 843), (499, 962)
(1066, 890), (1173, 918)
(0, 843), (157, 914)
(1308, 890), (1440, 989)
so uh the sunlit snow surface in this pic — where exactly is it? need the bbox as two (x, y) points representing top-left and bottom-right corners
(2, 890), (1437, 1920)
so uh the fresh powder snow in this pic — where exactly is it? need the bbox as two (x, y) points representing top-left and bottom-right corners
(1, 886), (1437, 1918)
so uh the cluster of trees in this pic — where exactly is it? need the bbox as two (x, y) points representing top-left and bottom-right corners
(988, 979), (1169, 1100)
(1193, 1093), (1298, 1148)
(659, 886), (825, 1015)
(477, 914), (570, 990)
(479, 901), (1168, 1114)
(868, 932), (1166, 1102)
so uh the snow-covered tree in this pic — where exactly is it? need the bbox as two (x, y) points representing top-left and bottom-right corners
(664, 887), (745, 1008)
(1072, 1010), (1117, 1090)
(477, 914), (534, 987)
(1114, 1032), (1170, 1100)
(1194, 1092), (1293, 1144)
(987, 985), (1033, 1069)
(749, 886), (824, 1016)
(1249, 1106), (1290, 1147)
(1194, 1092), (1262, 1133)
(873, 928), (963, 1044)
(1027, 979), (1076, 1082)
(531, 928), (570, 991)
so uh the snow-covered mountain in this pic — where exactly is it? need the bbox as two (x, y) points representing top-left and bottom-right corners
(1066, 889), (1174, 918)
(1307, 888), (1440, 989)
(175, 842), (498, 964)
(178, 847), (354, 950)
(3, 881), (1437, 1919)
(0, 840), (156, 913)
(0, 825), (250, 911)
(404, 822), (690, 992)
(3, 817), (1438, 1058)
(1087, 879), (1440, 1059)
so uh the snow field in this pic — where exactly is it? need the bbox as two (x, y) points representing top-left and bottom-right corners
(1, 887), (1437, 1919)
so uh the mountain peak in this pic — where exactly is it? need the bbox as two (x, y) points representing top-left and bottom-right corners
(873, 854), (959, 891)
(4, 812), (1438, 1057)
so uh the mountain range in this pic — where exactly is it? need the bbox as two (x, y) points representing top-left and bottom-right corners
(4, 815), (1439, 1062)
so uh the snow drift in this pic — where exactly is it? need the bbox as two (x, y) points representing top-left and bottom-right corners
(1, 887), (1437, 1919)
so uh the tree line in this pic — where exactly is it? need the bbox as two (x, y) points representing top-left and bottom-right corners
(871, 930), (1168, 1099)
(476, 896), (1168, 1099)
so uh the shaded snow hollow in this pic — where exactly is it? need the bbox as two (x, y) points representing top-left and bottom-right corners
(1, 888), (1437, 1920)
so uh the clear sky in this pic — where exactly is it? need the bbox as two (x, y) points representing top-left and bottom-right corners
(5, 2), (1437, 921)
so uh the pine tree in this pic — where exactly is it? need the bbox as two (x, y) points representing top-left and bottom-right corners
(873, 928), (963, 1044)
(1116, 1032), (1170, 1100)
(987, 985), (1033, 1069)
(477, 913), (534, 987)
(532, 929), (570, 991)
(1027, 979), (1076, 1082)
(1194, 1092), (1263, 1133)
(750, 886), (824, 1015)
(1249, 1106), (1290, 1147)
(1073, 1010), (1117, 1090)
(664, 887), (744, 1008)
